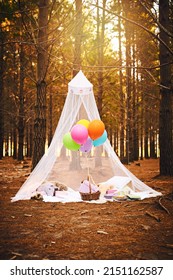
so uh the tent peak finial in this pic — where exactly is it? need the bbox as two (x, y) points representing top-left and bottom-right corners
(68, 70), (93, 95)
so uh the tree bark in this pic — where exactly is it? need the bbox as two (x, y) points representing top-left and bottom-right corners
(73, 0), (82, 77)
(122, 0), (133, 163)
(97, 0), (106, 118)
(118, 0), (125, 161)
(13, 127), (17, 159)
(32, 0), (49, 169)
(71, 0), (83, 170)
(159, 0), (173, 176)
(48, 91), (53, 147)
(0, 30), (4, 159)
(32, 81), (47, 168)
(17, 44), (25, 161)
(140, 83), (144, 160)
(28, 123), (33, 158)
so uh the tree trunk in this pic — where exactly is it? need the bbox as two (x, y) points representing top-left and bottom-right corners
(114, 131), (117, 153)
(71, 0), (83, 170)
(95, 0), (106, 168)
(123, 8), (132, 163)
(150, 127), (156, 158)
(144, 105), (149, 159)
(17, 44), (25, 161)
(32, 81), (47, 168)
(28, 123), (33, 158)
(48, 91), (53, 146)
(0, 30), (4, 159)
(32, 0), (49, 169)
(118, 0), (125, 161)
(97, 0), (106, 118)
(144, 126), (149, 158)
(5, 133), (9, 156)
(73, 0), (82, 76)
(132, 30), (139, 161)
(13, 127), (17, 159)
(159, 0), (173, 176)
(140, 85), (144, 160)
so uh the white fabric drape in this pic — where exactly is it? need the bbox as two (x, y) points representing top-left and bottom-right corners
(12, 71), (161, 202)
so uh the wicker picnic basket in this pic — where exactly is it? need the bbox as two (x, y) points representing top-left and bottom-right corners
(80, 176), (100, 201)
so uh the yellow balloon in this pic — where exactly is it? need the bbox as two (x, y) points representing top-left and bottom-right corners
(77, 119), (90, 129)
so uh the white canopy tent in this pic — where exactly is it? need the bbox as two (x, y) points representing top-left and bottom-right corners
(12, 71), (161, 202)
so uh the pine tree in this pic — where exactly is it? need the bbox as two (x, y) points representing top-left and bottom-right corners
(32, 0), (49, 169)
(159, 0), (173, 176)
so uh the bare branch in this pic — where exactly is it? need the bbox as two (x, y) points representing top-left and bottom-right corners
(138, 0), (173, 39)
(91, 3), (173, 56)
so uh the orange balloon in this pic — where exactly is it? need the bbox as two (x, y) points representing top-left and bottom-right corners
(88, 120), (105, 140)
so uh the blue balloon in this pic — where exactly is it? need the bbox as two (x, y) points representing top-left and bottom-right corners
(93, 130), (107, 147)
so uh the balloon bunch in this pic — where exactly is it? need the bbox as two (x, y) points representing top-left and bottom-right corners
(63, 119), (107, 152)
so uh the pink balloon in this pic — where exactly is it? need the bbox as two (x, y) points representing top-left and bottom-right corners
(71, 124), (88, 145)
(80, 138), (93, 153)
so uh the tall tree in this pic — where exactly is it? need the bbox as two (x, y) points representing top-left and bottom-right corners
(121, 0), (133, 163)
(118, 0), (125, 161)
(0, 0), (19, 159)
(70, 0), (83, 170)
(159, 0), (173, 176)
(17, 43), (25, 160)
(97, 0), (106, 118)
(73, 0), (82, 76)
(0, 27), (4, 159)
(32, 0), (49, 169)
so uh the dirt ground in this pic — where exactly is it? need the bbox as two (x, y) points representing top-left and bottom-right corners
(0, 157), (173, 260)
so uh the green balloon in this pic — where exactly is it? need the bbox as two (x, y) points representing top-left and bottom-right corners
(63, 132), (80, 151)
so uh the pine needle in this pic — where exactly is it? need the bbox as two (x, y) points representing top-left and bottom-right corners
(145, 211), (161, 222)
(97, 230), (108, 235)
(158, 197), (170, 214)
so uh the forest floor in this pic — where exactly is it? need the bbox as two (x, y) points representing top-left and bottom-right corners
(0, 157), (173, 260)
